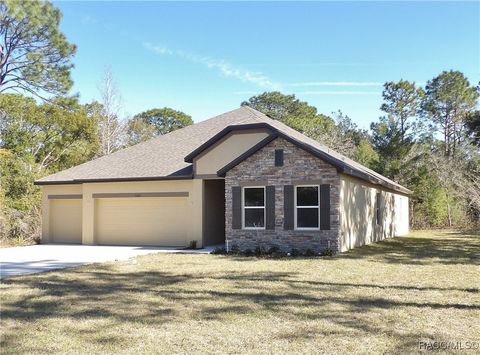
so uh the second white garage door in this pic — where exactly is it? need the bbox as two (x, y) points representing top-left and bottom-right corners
(95, 197), (189, 246)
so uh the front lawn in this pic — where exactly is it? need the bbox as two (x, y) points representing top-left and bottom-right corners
(1, 230), (479, 354)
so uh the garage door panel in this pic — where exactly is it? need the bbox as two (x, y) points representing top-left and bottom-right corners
(50, 199), (82, 243)
(95, 197), (188, 246)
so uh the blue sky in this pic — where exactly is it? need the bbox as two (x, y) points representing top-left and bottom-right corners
(55, 1), (479, 128)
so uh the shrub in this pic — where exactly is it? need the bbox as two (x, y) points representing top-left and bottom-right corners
(304, 248), (316, 257)
(0, 206), (41, 245)
(290, 248), (301, 257)
(189, 240), (197, 249)
(321, 248), (335, 256)
(254, 245), (267, 257)
(211, 247), (226, 255)
(267, 246), (280, 254)
(271, 250), (287, 258)
(230, 244), (240, 255)
(244, 248), (254, 257)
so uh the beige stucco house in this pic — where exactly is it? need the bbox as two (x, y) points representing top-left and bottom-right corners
(35, 106), (410, 253)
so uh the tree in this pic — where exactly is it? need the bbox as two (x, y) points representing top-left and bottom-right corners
(380, 80), (423, 143)
(371, 80), (423, 179)
(242, 93), (377, 167)
(0, 0), (76, 97)
(0, 93), (99, 242)
(0, 93), (98, 172)
(465, 110), (480, 146)
(96, 68), (125, 156)
(127, 107), (193, 145)
(354, 139), (379, 169)
(242, 91), (318, 122)
(370, 115), (411, 179)
(126, 117), (156, 146)
(408, 143), (480, 227)
(306, 110), (378, 167)
(0, 149), (42, 242)
(421, 70), (479, 157)
(241, 91), (334, 133)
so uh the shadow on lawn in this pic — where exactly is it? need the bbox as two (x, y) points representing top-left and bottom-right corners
(223, 231), (480, 266)
(3, 267), (479, 321)
(339, 231), (480, 265)
(218, 272), (480, 293)
(2, 232), (479, 353)
(3, 266), (477, 353)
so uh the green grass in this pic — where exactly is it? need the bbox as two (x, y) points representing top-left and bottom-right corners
(1, 230), (479, 354)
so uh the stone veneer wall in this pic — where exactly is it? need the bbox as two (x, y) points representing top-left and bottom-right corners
(225, 137), (340, 253)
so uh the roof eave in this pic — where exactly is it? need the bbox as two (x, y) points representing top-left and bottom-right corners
(213, 126), (412, 195)
(341, 169), (412, 195)
(34, 174), (194, 186)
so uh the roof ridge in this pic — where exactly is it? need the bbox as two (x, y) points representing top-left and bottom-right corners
(241, 105), (272, 121)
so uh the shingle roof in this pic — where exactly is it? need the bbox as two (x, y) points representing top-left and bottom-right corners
(35, 106), (411, 194)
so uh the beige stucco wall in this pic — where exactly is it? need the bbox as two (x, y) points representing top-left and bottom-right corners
(41, 179), (205, 247)
(194, 129), (270, 176)
(339, 174), (409, 252)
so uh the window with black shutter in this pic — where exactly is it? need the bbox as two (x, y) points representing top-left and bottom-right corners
(295, 185), (320, 229)
(243, 187), (265, 229)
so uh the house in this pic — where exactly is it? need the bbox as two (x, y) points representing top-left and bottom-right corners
(35, 106), (410, 253)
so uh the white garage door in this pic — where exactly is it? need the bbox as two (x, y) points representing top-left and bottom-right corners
(50, 198), (82, 244)
(95, 197), (189, 246)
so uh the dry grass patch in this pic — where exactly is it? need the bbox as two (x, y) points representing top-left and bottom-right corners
(1, 230), (479, 354)
(0, 238), (35, 248)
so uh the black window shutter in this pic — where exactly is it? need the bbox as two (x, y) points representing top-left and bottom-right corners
(232, 186), (242, 229)
(275, 149), (284, 166)
(284, 185), (294, 230)
(266, 186), (276, 230)
(320, 184), (331, 230)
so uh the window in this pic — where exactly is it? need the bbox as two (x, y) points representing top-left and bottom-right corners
(295, 185), (319, 229)
(376, 192), (381, 225)
(243, 187), (265, 229)
(275, 149), (284, 166)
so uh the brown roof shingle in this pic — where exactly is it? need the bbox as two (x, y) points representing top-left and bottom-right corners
(36, 107), (261, 184)
(35, 106), (410, 194)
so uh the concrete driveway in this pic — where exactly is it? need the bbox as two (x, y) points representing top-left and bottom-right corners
(0, 244), (217, 278)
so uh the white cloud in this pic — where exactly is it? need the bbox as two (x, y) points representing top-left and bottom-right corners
(143, 42), (174, 56)
(142, 42), (397, 95)
(288, 81), (383, 87)
(143, 42), (281, 90)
